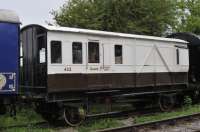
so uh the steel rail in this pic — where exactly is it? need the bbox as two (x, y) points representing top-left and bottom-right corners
(97, 112), (200, 132)
(86, 107), (160, 120)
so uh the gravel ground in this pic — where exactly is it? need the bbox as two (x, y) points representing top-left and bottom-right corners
(138, 118), (200, 132)
(55, 117), (200, 132)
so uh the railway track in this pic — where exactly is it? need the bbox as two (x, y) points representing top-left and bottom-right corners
(97, 112), (200, 132)
(0, 107), (160, 130)
(86, 107), (160, 119)
(2, 107), (199, 131)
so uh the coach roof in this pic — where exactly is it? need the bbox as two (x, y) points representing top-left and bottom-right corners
(168, 33), (200, 46)
(0, 9), (20, 23)
(22, 24), (188, 44)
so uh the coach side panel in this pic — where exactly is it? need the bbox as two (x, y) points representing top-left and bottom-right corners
(0, 22), (19, 94)
(47, 32), (189, 93)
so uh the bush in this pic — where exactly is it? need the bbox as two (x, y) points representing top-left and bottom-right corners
(184, 96), (192, 107)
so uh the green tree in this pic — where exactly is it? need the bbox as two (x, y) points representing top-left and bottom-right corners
(176, 0), (200, 34)
(52, 0), (179, 36)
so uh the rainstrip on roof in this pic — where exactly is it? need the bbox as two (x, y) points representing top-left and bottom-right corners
(22, 24), (188, 44)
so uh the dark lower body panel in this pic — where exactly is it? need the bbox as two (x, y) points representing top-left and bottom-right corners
(47, 72), (188, 93)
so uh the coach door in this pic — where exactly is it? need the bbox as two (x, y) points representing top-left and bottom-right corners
(35, 32), (47, 88)
(87, 41), (105, 88)
(21, 26), (47, 93)
(87, 41), (104, 71)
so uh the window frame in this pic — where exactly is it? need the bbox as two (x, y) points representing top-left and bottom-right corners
(114, 44), (123, 64)
(88, 41), (100, 64)
(176, 48), (180, 65)
(50, 40), (62, 64)
(37, 36), (46, 64)
(72, 42), (83, 64)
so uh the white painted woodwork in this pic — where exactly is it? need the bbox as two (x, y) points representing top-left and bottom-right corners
(32, 25), (189, 75)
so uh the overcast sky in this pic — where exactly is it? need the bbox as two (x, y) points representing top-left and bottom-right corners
(0, 0), (67, 25)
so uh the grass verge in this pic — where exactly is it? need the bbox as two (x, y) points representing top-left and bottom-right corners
(0, 108), (43, 127)
(3, 127), (54, 132)
(77, 118), (122, 132)
(1, 104), (200, 132)
(0, 107), (54, 132)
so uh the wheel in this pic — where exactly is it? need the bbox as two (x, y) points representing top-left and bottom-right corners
(159, 94), (175, 112)
(63, 106), (86, 126)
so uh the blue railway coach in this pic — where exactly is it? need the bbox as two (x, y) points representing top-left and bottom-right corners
(0, 9), (20, 112)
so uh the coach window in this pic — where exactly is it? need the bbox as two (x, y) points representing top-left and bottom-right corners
(176, 49), (180, 65)
(51, 41), (62, 64)
(72, 42), (83, 64)
(88, 42), (100, 63)
(115, 45), (123, 64)
(38, 37), (46, 64)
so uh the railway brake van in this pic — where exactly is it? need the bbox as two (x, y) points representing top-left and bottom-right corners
(21, 24), (189, 125)
(0, 10), (20, 114)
